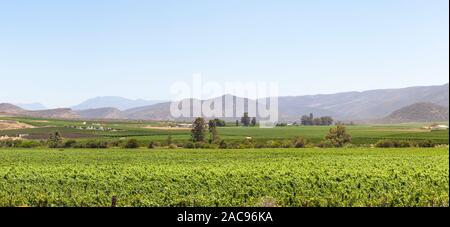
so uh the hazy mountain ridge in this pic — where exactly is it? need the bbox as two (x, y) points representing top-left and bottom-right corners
(1, 83), (448, 121)
(75, 107), (125, 119)
(71, 96), (164, 111)
(116, 83), (449, 121)
(277, 83), (449, 120)
(0, 103), (79, 119)
(14, 103), (47, 110)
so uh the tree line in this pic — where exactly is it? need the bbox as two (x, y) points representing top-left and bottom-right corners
(300, 113), (334, 126)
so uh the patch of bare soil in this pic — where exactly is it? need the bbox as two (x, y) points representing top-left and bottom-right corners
(0, 120), (35, 130)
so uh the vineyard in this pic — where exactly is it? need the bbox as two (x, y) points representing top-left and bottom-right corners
(0, 148), (448, 207)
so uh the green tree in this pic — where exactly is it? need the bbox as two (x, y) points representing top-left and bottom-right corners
(323, 125), (352, 147)
(208, 120), (220, 143)
(241, 112), (251, 127)
(313, 118), (322, 125)
(301, 115), (311, 125)
(301, 113), (314, 125)
(211, 118), (226, 127)
(320, 116), (334, 126)
(235, 120), (239, 127)
(48, 131), (63, 148)
(166, 135), (173, 146)
(191, 117), (206, 142)
(251, 117), (257, 126)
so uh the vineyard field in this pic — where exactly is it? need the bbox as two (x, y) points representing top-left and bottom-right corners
(0, 148), (448, 207)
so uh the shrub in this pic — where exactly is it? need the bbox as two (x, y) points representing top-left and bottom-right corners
(24, 140), (41, 148)
(281, 140), (293, 148)
(0, 140), (19, 148)
(194, 142), (204, 149)
(123, 139), (139, 149)
(148, 141), (157, 149)
(292, 136), (308, 148)
(194, 143), (218, 149)
(109, 140), (123, 147)
(85, 140), (108, 148)
(266, 140), (281, 148)
(375, 140), (394, 148)
(238, 140), (255, 149)
(63, 140), (77, 148)
(254, 142), (266, 149)
(323, 125), (351, 147)
(397, 140), (412, 148)
(417, 140), (435, 148)
(0, 139), (44, 148)
(183, 141), (195, 149)
(318, 140), (335, 148)
(48, 132), (63, 148)
(375, 139), (418, 148)
(219, 140), (228, 149)
(168, 144), (178, 149)
(408, 141), (418, 148)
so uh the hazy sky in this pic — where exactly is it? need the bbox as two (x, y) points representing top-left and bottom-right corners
(0, 0), (449, 108)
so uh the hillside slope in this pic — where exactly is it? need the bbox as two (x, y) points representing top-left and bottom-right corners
(0, 103), (79, 119)
(75, 107), (125, 119)
(383, 102), (449, 123)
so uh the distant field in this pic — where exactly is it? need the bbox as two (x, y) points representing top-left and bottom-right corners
(0, 148), (448, 207)
(0, 117), (448, 145)
(217, 125), (449, 145)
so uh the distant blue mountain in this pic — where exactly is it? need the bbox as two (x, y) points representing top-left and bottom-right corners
(15, 102), (47, 110)
(71, 96), (164, 111)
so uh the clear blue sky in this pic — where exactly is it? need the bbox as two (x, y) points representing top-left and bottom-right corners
(0, 0), (448, 108)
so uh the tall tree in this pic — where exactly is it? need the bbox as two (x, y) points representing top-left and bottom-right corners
(212, 118), (226, 127)
(241, 112), (251, 127)
(191, 117), (206, 142)
(301, 115), (310, 125)
(313, 118), (322, 126)
(320, 116), (334, 126)
(251, 117), (257, 127)
(208, 120), (219, 143)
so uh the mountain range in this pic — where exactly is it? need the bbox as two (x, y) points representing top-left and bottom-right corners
(0, 103), (78, 119)
(1, 83), (448, 123)
(71, 96), (164, 111)
(14, 103), (47, 110)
